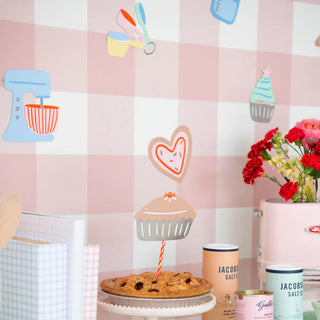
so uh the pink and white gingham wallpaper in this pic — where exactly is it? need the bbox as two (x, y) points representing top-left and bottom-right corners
(1, 0), (320, 319)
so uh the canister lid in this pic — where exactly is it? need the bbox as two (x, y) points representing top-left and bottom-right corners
(235, 290), (273, 299)
(203, 243), (239, 252)
(266, 264), (303, 274)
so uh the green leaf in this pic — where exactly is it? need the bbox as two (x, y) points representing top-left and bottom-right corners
(285, 163), (291, 169)
(305, 167), (314, 175)
(307, 169), (320, 180)
(295, 140), (301, 147)
(260, 151), (271, 160)
(306, 187), (315, 203)
(291, 193), (299, 203)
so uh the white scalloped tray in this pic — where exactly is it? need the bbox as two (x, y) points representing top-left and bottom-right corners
(99, 289), (214, 308)
(98, 290), (216, 318)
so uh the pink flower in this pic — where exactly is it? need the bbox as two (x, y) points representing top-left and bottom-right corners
(295, 119), (320, 150)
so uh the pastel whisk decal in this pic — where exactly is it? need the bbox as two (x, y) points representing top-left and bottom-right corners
(107, 3), (156, 57)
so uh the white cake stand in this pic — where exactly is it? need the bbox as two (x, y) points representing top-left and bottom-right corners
(98, 291), (216, 320)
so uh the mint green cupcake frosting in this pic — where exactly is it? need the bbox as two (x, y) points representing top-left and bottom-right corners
(250, 69), (275, 104)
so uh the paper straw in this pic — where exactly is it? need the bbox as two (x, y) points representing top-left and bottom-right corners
(156, 240), (166, 278)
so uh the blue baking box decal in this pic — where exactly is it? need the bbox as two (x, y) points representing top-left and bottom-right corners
(210, 0), (240, 25)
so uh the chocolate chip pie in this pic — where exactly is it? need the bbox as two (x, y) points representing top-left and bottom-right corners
(100, 271), (212, 299)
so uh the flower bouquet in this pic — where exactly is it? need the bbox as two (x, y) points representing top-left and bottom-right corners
(242, 119), (320, 202)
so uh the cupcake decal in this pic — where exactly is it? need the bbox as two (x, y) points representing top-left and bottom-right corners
(138, 126), (195, 241)
(164, 192), (176, 203)
(136, 125), (195, 276)
(250, 66), (275, 123)
(134, 192), (196, 241)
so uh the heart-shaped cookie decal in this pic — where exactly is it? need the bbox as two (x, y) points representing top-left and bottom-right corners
(148, 126), (192, 182)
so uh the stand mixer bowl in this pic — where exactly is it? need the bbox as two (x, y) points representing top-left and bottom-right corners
(24, 104), (59, 135)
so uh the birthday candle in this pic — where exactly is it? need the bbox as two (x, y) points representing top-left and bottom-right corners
(156, 240), (166, 278)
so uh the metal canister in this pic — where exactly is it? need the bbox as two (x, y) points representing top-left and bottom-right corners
(235, 290), (273, 320)
(202, 243), (239, 320)
(266, 265), (303, 320)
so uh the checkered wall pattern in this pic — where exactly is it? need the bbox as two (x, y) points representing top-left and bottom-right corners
(0, 2), (320, 320)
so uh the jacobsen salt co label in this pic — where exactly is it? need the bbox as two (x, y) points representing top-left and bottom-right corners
(235, 290), (273, 320)
(218, 264), (239, 280)
(203, 243), (239, 320)
(266, 265), (303, 320)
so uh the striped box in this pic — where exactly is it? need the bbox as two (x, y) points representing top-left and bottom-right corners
(83, 244), (100, 320)
(0, 237), (67, 320)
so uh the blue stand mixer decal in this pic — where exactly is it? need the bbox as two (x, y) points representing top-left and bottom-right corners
(2, 69), (56, 142)
(210, 0), (240, 25)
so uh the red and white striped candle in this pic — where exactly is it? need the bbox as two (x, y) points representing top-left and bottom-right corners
(156, 240), (166, 278)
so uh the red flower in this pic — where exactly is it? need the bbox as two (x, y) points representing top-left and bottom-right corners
(284, 127), (305, 143)
(312, 142), (320, 157)
(279, 181), (298, 201)
(301, 153), (320, 171)
(248, 140), (273, 159)
(265, 141), (273, 151)
(264, 127), (278, 142)
(242, 157), (265, 185)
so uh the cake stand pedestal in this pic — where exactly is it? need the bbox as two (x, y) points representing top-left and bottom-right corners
(98, 292), (216, 320)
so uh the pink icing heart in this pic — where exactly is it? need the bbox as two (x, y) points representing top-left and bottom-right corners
(148, 126), (192, 182)
(155, 137), (186, 175)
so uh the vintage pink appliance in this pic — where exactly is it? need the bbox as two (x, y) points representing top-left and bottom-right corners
(256, 198), (320, 283)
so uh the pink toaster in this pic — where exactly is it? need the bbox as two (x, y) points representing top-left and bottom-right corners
(256, 198), (320, 283)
